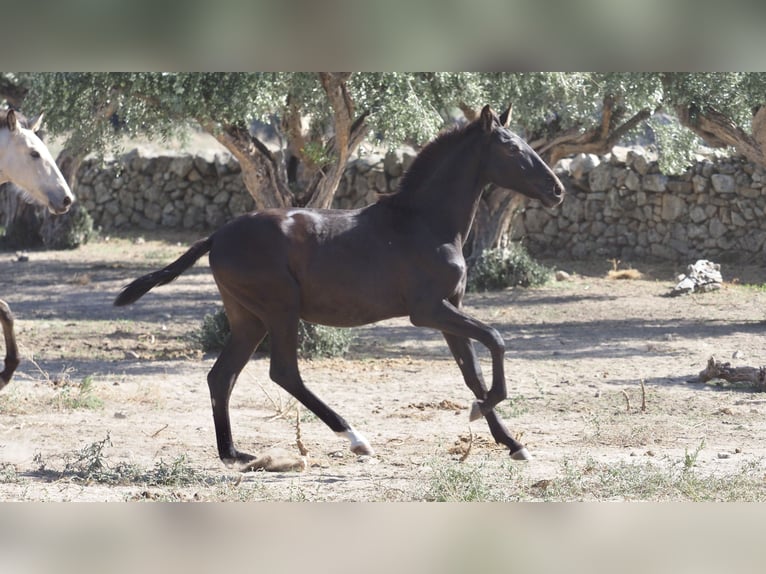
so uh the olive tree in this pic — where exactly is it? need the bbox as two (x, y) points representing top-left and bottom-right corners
(7, 72), (766, 256)
(21, 73), (445, 210)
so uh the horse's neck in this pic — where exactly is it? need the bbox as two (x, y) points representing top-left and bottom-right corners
(407, 137), (486, 243)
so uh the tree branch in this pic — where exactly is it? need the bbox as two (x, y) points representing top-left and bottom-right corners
(306, 73), (369, 209)
(675, 104), (765, 166)
(539, 108), (652, 165)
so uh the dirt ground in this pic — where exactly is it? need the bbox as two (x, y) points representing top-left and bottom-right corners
(1, 232), (766, 501)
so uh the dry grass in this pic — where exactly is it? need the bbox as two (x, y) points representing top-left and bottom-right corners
(607, 269), (643, 280)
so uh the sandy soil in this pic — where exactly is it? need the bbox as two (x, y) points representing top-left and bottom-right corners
(1, 233), (766, 501)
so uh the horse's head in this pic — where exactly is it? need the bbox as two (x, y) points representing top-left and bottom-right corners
(479, 105), (564, 208)
(0, 110), (74, 215)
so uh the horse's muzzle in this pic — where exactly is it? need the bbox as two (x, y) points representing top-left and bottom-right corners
(47, 195), (74, 215)
(541, 182), (565, 208)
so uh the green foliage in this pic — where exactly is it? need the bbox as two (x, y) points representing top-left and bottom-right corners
(42, 204), (96, 249)
(196, 307), (353, 359)
(196, 308), (231, 352)
(424, 461), (494, 502)
(293, 321), (354, 359)
(467, 245), (552, 292)
(52, 375), (103, 410)
(49, 433), (206, 486)
(12, 72), (766, 188)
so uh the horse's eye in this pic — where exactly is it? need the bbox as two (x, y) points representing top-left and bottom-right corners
(30, 150), (40, 159)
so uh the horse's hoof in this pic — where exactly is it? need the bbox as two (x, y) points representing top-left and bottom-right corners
(469, 400), (484, 422)
(339, 428), (375, 456)
(510, 447), (531, 461)
(350, 442), (375, 457)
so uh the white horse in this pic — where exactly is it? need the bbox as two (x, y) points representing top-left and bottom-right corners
(0, 109), (75, 387)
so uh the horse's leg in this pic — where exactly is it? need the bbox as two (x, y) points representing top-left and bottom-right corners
(267, 314), (374, 456)
(410, 299), (507, 420)
(443, 333), (530, 460)
(206, 310), (267, 468)
(0, 300), (20, 389)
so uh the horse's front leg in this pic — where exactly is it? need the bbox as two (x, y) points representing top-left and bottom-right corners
(443, 332), (530, 460)
(0, 300), (20, 389)
(410, 299), (507, 419)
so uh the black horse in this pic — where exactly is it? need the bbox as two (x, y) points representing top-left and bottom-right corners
(115, 105), (565, 469)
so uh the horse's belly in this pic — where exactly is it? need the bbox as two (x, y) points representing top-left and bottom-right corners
(299, 289), (406, 328)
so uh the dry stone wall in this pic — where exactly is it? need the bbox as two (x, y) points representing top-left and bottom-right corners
(73, 146), (766, 263)
(515, 148), (766, 263)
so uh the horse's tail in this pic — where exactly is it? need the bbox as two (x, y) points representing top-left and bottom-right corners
(114, 237), (213, 306)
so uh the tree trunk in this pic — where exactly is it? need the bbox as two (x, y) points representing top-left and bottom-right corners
(207, 122), (292, 210)
(202, 73), (369, 212)
(465, 187), (524, 265)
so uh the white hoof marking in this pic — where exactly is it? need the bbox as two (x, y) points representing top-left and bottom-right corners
(337, 428), (374, 456)
(511, 447), (531, 461)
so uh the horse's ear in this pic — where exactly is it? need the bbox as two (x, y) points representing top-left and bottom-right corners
(499, 104), (512, 127)
(28, 112), (44, 133)
(6, 109), (18, 132)
(480, 105), (496, 132)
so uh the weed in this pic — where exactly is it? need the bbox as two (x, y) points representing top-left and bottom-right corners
(534, 454), (766, 501)
(422, 458), (497, 502)
(497, 395), (528, 418)
(683, 439), (705, 471)
(195, 307), (354, 358)
(51, 434), (206, 487)
(0, 463), (19, 484)
(145, 455), (204, 487)
(52, 375), (103, 410)
(467, 244), (552, 292)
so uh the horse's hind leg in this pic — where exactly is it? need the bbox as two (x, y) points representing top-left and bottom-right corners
(206, 308), (267, 468)
(267, 314), (374, 456)
(443, 333), (530, 460)
(0, 300), (20, 389)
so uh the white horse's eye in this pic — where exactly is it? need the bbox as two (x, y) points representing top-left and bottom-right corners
(30, 150), (40, 159)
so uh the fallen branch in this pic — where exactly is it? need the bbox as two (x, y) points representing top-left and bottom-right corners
(697, 356), (766, 391)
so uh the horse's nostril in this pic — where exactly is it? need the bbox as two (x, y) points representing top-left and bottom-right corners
(63, 196), (72, 207)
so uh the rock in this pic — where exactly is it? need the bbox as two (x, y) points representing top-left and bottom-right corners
(711, 174), (736, 193)
(570, 153), (600, 180)
(670, 260), (723, 296)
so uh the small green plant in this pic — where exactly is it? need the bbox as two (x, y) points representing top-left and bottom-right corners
(423, 459), (496, 502)
(53, 375), (103, 410)
(683, 439), (705, 471)
(196, 308), (232, 351)
(63, 433), (114, 480)
(146, 455), (204, 487)
(467, 244), (552, 292)
(42, 203), (96, 249)
(0, 463), (19, 484)
(195, 307), (354, 359)
(58, 434), (205, 487)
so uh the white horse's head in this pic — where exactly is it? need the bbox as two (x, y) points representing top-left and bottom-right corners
(0, 110), (74, 215)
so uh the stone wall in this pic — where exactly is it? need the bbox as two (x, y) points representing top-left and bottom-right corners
(76, 149), (254, 231)
(514, 148), (766, 263)
(74, 147), (417, 231)
(73, 146), (766, 263)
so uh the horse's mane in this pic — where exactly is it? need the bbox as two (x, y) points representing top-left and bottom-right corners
(380, 119), (481, 205)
